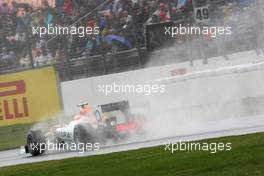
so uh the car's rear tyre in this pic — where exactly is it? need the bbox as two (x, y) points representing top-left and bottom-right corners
(27, 130), (46, 156)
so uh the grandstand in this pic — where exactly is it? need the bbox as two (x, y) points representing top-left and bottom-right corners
(0, 0), (263, 81)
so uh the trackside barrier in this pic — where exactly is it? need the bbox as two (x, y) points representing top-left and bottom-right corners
(0, 66), (62, 126)
(61, 53), (264, 116)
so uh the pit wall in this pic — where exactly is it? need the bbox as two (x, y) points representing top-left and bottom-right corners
(61, 50), (264, 118)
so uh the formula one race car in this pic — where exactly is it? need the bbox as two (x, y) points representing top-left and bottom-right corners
(24, 100), (145, 156)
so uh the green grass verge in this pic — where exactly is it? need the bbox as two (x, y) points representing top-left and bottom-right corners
(0, 124), (33, 151)
(0, 132), (264, 176)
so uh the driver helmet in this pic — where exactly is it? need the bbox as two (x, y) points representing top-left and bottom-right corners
(78, 103), (93, 116)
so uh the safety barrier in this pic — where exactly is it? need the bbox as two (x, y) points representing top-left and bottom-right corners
(0, 66), (62, 126)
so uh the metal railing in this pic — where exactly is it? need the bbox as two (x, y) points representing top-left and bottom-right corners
(55, 48), (147, 81)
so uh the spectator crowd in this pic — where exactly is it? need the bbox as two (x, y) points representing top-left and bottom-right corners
(0, 0), (258, 71)
(0, 0), (167, 70)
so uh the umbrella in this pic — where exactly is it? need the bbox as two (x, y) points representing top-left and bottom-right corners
(177, 0), (187, 9)
(239, 0), (252, 7)
(104, 34), (132, 48)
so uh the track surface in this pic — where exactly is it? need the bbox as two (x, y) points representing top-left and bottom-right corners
(0, 114), (264, 168)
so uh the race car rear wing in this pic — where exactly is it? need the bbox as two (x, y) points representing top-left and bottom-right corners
(99, 100), (131, 116)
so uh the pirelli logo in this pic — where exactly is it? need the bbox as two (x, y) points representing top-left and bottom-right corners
(0, 80), (29, 120)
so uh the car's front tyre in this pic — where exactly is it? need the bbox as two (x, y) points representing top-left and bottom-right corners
(26, 130), (46, 156)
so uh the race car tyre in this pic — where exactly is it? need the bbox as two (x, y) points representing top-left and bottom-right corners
(27, 130), (46, 156)
(74, 124), (96, 144)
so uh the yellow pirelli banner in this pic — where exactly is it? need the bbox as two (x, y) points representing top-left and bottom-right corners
(0, 67), (62, 126)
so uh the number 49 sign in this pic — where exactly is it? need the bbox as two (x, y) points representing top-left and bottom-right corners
(194, 6), (210, 23)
